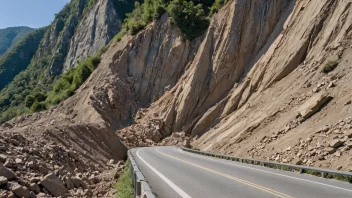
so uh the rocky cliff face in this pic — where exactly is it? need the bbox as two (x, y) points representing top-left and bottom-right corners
(116, 0), (352, 171)
(63, 0), (125, 71)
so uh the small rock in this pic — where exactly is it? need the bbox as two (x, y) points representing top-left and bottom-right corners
(65, 177), (74, 190)
(71, 176), (87, 189)
(337, 166), (342, 170)
(0, 154), (8, 163)
(28, 183), (40, 194)
(89, 175), (100, 184)
(0, 176), (8, 185)
(329, 139), (344, 148)
(344, 130), (352, 138)
(7, 182), (31, 198)
(316, 126), (330, 134)
(0, 190), (14, 198)
(345, 141), (352, 148)
(292, 158), (302, 165)
(38, 165), (49, 175)
(108, 159), (115, 164)
(29, 177), (41, 183)
(15, 158), (22, 164)
(325, 147), (336, 154)
(327, 82), (335, 88)
(10, 139), (20, 146)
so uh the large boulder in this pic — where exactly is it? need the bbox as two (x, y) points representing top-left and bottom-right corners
(0, 167), (17, 180)
(40, 173), (67, 197)
(298, 92), (333, 119)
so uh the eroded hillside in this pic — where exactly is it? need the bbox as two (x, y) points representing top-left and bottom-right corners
(1, 0), (352, 197)
(118, 0), (352, 171)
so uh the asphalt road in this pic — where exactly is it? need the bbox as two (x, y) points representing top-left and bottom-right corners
(131, 146), (352, 198)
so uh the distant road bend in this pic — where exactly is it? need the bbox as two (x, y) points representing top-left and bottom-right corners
(131, 147), (352, 198)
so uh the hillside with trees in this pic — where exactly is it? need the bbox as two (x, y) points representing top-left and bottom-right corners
(0, 26), (34, 56)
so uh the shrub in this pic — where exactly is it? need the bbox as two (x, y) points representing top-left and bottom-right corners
(322, 61), (338, 74)
(114, 0), (166, 40)
(209, 0), (228, 15)
(24, 95), (35, 108)
(45, 46), (106, 107)
(115, 0), (221, 41)
(30, 100), (46, 112)
(167, 0), (210, 39)
(115, 162), (133, 198)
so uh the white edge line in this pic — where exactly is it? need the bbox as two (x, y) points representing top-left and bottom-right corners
(136, 148), (192, 198)
(178, 148), (352, 193)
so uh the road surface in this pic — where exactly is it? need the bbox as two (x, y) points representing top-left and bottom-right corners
(131, 146), (352, 198)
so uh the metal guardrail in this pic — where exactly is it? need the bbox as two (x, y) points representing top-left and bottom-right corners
(128, 150), (155, 198)
(180, 147), (352, 183)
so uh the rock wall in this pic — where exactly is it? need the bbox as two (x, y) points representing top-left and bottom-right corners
(192, 0), (352, 171)
(64, 0), (124, 71)
(115, 0), (352, 171)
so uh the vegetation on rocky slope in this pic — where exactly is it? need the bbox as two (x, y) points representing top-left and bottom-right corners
(0, 46), (107, 121)
(0, 0), (226, 124)
(45, 46), (107, 107)
(115, 0), (228, 40)
(322, 61), (339, 74)
(0, 0), (133, 123)
(0, 26), (34, 55)
(0, 0), (83, 123)
(115, 162), (133, 198)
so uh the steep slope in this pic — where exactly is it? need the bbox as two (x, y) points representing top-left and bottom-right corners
(63, 0), (133, 71)
(117, 0), (352, 171)
(0, 0), (134, 123)
(0, 26), (34, 56)
(2, 1), (352, 197)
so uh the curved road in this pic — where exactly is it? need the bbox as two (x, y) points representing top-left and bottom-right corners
(131, 146), (352, 198)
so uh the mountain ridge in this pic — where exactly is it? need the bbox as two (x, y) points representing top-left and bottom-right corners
(0, 26), (34, 56)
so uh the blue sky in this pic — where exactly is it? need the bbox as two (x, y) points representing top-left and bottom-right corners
(0, 0), (69, 29)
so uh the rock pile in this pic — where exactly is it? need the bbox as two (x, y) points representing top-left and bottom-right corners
(159, 132), (194, 147)
(0, 132), (124, 197)
(267, 117), (352, 170)
(117, 118), (164, 148)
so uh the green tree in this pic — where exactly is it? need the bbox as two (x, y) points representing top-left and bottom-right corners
(167, 0), (209, 39)
(24, 95), (35, 108)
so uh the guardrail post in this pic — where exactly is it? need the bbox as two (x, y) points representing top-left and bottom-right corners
(135, 171), (145, 196)
(321, 172), (326, 178)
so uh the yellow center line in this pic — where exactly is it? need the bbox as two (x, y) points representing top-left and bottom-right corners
(156, 148), (294, 198)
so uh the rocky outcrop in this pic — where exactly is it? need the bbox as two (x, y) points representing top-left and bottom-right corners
(118, 0), (294, 142)
(64, 0), (127, 71)
(298, 92), (333, 119)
